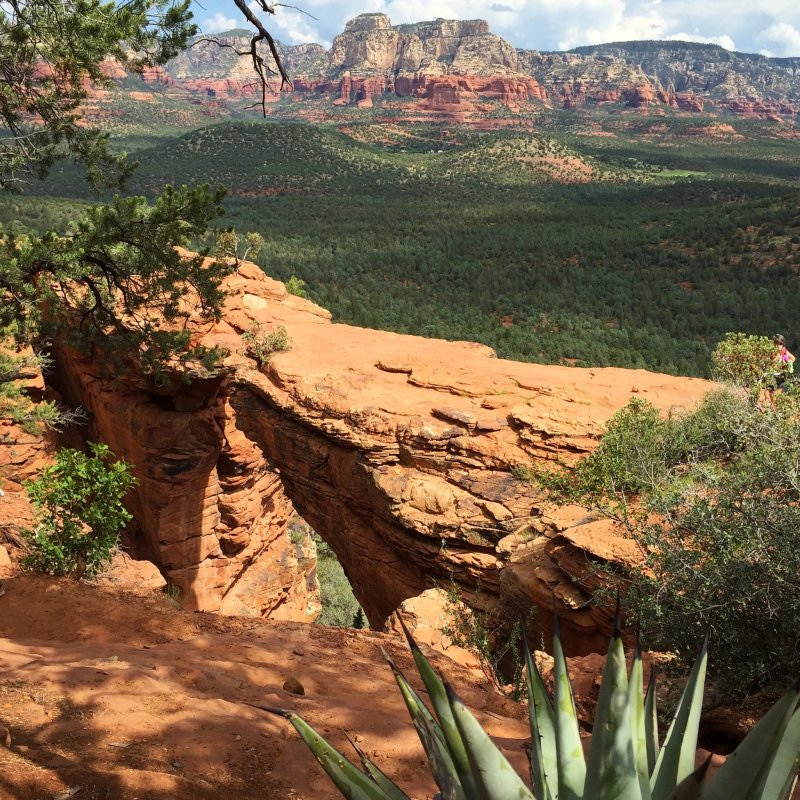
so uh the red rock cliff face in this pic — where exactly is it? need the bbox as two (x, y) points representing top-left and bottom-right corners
(97, 14), (798, 123)
(53, 258), (713, 654)
(51, 315), (320, 622)
(0, 347), (60, 570)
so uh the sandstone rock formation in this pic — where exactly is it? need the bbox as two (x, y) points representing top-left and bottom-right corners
(50, 255), (713, 654)
(0, 345), (61, 571)
(386, 587), (481, 670)
(90, 15), (800, 123)
(173, 14), (800, 119)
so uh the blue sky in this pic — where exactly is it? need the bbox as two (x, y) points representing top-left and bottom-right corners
(193, 0), (800, 57)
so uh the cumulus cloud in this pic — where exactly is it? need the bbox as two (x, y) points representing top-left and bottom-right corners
(198, 0), (800, 56)
(201, 12), (239, 34)
(274, 8), (326, 45)
(670, 31), (737, 51)
(554, 0), (671, 50)
(756, 21), (800, 57)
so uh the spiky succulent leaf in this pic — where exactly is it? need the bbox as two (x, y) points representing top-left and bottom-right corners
(346, 733), (412, 800)
(524, 637), (556, 800)
(663, 757), (711, 800)
(383, 650), (449, 754)
(385, 653), (466, 800)
(414, 704), (469, 800)
(650, 637), (708, 800)
(757, 705), (800, 800)
(446, 682), (535, 800)
(284, 712), (394, 800)
(553, 613), (587, 800)
(583, 631), (643, 800)
(643, 669), (660, 774)
(399, 619), (484, 799)
(628, 639), (651, 797)
(702, 682), (800, 800)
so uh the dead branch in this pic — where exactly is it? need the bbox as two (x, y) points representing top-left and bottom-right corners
(229, 0), (292, 116)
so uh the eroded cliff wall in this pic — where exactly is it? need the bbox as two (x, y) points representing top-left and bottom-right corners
(153, 14), (800, 119)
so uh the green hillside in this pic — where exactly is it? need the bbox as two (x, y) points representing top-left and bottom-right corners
(8, 118), (800, 376)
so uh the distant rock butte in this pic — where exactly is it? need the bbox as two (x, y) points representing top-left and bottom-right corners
(118, 14), (800, 122)
(47, 254), (713, 655)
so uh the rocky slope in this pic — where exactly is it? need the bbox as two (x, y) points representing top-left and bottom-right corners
(33, 253), (713, 655)
(138, 14), (800, 121)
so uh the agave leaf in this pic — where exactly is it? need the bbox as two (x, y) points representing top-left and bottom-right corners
(643, 667), (660, 774)
(345, 732), (412, 800)
(663, 756), (711, 800)
(398, 617), (486, 800)
(757, 705), (800, 800)
(383, 649), (449, 752)
(583, 626), (643, 800)
(384, 652), (466, 800)
(414, 700), (470, 800)
(628, 636), (651, 797)
(524, 636), (556, 800)
(446, 682), (536, 800)
(552, 610), (587, 800)
(702, 681), (800, 800)
(282, 710), (394, 800)
(650, 636), (708, 800)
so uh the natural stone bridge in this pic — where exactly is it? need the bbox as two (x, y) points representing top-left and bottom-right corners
(52, 258), (712, 655)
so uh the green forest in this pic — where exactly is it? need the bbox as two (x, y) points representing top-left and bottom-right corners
(5, 114), (800, 377)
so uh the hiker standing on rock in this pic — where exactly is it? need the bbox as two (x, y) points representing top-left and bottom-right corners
(772, 334), (795, 390)
(765, 334), (796, 409)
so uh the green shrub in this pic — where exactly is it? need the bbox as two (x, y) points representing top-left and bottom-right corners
(0, 347), (83, 435)
(711, 332), (777, 396)
(540, 389), (800, 698)
(242, 323), (292, 366)
(22, 442), (137, 578)
(215, 229), (264, 264)
(311, 531), (366, 628)
(285, 275), (308, 298)
(443, 584), (533, 700)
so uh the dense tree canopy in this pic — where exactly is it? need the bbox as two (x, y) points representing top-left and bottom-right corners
(540, 382), (800, 697)
(0, 0), (268, 381)
(0, 0), (197, 189)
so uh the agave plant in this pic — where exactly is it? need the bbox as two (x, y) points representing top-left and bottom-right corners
(264, 612), (800, 800)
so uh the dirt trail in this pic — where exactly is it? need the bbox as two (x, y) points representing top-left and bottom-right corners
(0, 575), (527, 799)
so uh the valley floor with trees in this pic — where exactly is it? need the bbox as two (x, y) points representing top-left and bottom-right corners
(1, 2), (800, 796)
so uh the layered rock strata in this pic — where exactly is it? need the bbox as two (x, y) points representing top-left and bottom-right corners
(0, 346), (61, 571)
(142, 15), (800, 121)
(52, 256), (712, 654)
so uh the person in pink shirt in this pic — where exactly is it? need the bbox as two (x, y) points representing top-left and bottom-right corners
(771, 334), (795, 398)
(773, 334), (795, 374)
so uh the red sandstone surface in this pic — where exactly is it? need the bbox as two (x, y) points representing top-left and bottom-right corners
(0, 574), (770, 799)
(83, 56), (799, 126)
(0, 574), (528, 799)
(0, 263), (782, 799)
(25, 254), (710, 657)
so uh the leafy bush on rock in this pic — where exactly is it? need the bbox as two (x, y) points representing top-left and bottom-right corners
(541, 388), (800, 698)
(23, 443), (136, 578)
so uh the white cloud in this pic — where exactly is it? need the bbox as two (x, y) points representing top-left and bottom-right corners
(555, 1), (671, 49)
(201, 12), (239, 33)
(756, 21), (800, 57)
(670, 31), (737, 51)
(196, 0), (800, 57)
(275, 8), (326, 45)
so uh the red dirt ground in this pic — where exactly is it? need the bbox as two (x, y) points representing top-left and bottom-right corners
(0, 574), (528, 800)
